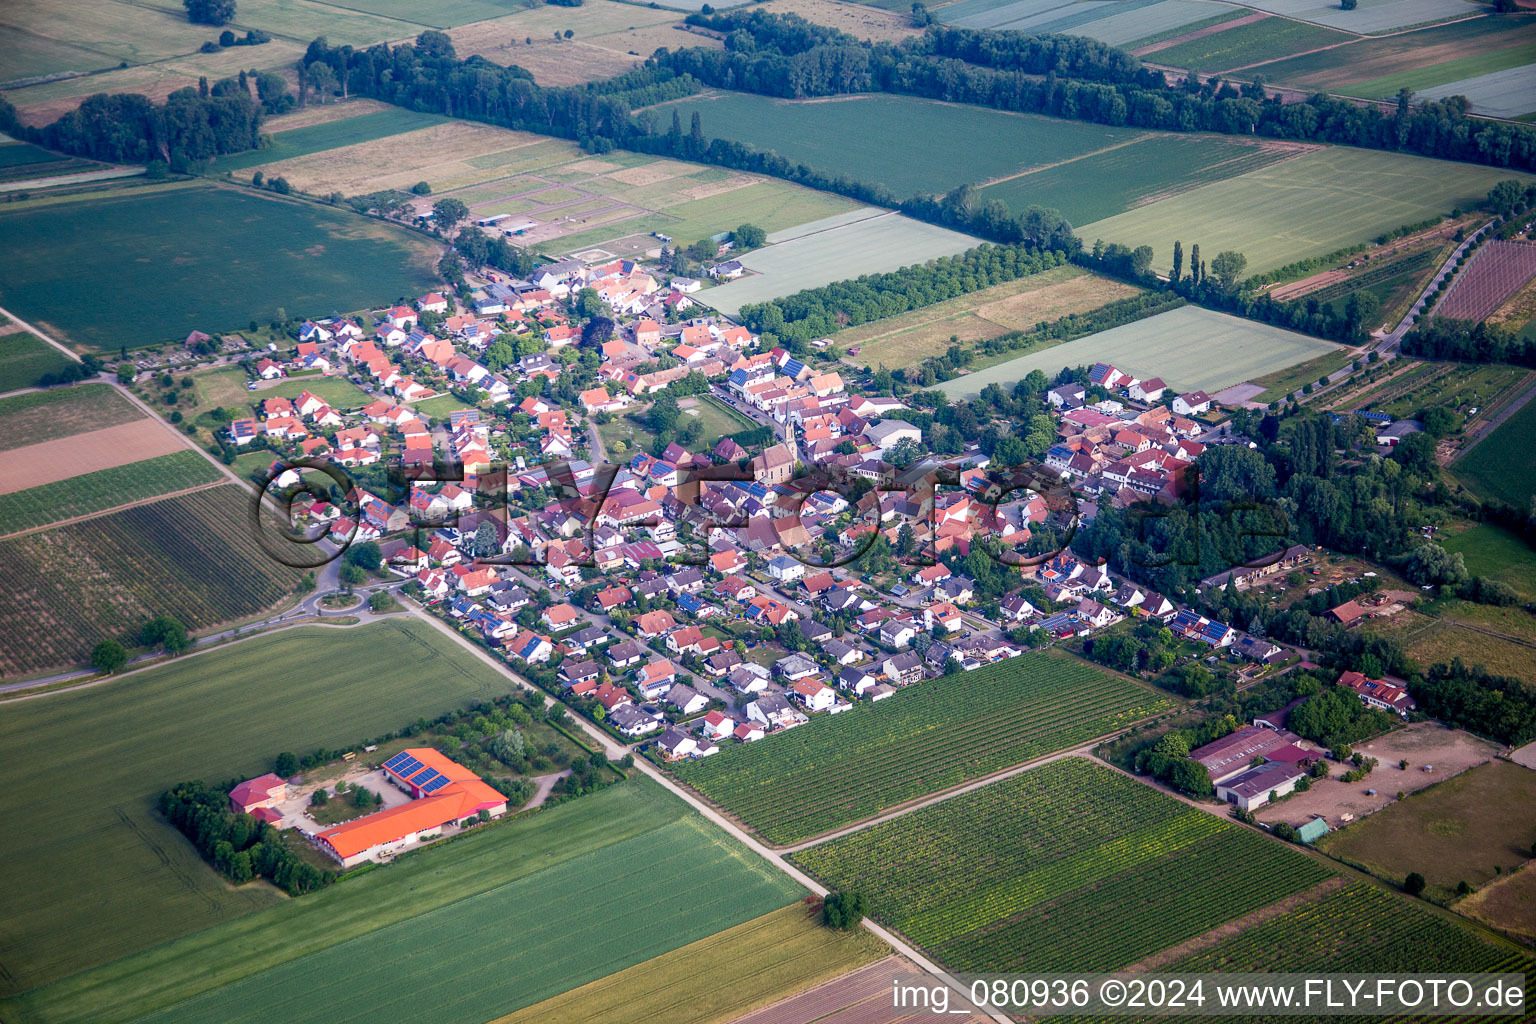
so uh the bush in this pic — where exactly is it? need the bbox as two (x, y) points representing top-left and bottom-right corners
(1404, 872), (1427, 897)
(310, 788), (329, 806)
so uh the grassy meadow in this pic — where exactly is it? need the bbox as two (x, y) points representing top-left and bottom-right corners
(0, 184), (439, 353)
(0, 333), (78, 393)
(3, 777), (803, 1024)
(1452, 394), (1536, 508)
(0, 619), (518, 1002)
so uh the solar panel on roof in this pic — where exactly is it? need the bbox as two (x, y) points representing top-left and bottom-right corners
(410, 768), (440, 787)
(389, 756), (423, 778)
(421, 775), (451, 794)
(383, 752), (412, 771)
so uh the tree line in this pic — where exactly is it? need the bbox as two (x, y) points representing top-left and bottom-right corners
(1402, 316), (1536, 368)
(0, 87), (262, 172)
(159, 780), (333, 894)
(661, 11), (1536, 173)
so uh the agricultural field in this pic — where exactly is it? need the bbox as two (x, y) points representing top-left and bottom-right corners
(1078, 146), (1536, 277)
(937, 304), (1344, 398)
(491, 902), (889, 1024)
(1440, 521), (1536, 602)
(0, 136), (107, 188)
(7, 778), (803, 1024)
(669, 650), (1171, 845)
(0, 619), (518, 1005)
(0, 183), (440, 352)
(445, 5), (724, 87)
(1245, 13), (1536, 93)
(0, 450), (223, 534)
(652, 92), (1147, 200)
(1398, 613), (1536, 685)
(1160, 880), (1534, 987)
(929, 0), (1236, 41)
(703, 212), (981, 317)
(1452, 392), (1536, 508)
(837, 264), (1142, 369)
(0, 485), (305, 676)
(0, 385), (143, 451)
(761, 0), (921, 42)
(1439, 239), (1536, 322)
(1235, 0), (1493, 33)
(0, 331), (77, 392)
(978, 134), (1307, 227)
(1316, 759), (1536, 901)
(214, 108), (450, 172)
(792, 758), (1333, 972)
(1461, 864), (1536, 942)
(1145, 15), (1354, 73)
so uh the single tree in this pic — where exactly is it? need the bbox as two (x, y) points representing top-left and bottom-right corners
(1404, 872), (1427, 897)
(432, 197), (469, 231)
(184, 0), (236, 24)
(274, 751), (299, 777)
(91, 639), (128, 674)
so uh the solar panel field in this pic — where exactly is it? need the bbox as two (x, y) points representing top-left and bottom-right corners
(792, 758), (1334, 973)
(3, 777), (804, 1024)
(668, 650), (1172, 845)
(0, 620), (520, 1008)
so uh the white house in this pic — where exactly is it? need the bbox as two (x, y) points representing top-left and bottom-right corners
(767, 555), (805, 582)
(1173, 391), (1212, 416)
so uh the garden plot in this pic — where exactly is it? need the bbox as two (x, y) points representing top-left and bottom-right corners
(703, 213), (981, 317)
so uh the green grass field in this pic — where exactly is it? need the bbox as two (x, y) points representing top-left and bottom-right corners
(0, 385), (142, 451)
(1347, 49), (1536, 100)
(216, 109), (450, 172)
(681, 394), (756, 439)
(670, 650), (1171, 845)
(0, 485), (303, 676)
(652, 93), (1144, 200)
(410, 392), (474, 420)
(1440, 521), (1536, 602)
(1317, 759), (1536, 901)
(0, 332), (77, 392)
(2, 777), (803, 1024)
(1147, 16), (1355, 73)
(0, 619), (521, 1003)
(0, 450), (223, 533)
(978, 133), (1295, 227)
(704, 212), (980, 317)
(792, 758), (1333, 972)
(1078, 146), (1536, 277)
(0, 184), (440, 353)
(1453, 393), (1536, 508)
(937, 304), (1343, 398)
(253, 374), (373, 409)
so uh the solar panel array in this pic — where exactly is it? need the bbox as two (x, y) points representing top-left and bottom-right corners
(383, 752), (424, 779)
(420, 774), (452, 794)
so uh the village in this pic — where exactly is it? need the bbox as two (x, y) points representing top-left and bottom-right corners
(189, 244), (1461, 870)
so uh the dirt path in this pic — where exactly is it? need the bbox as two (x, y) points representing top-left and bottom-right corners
(527, 770), (571, 809)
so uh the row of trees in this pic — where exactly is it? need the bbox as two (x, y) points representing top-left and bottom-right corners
(735, 242), (1067, 340)
(159, 780), (333, 893)
(0, 88), (263, 171)
(1401, 316), (1536, 369)
(663, 12), (1536, 173)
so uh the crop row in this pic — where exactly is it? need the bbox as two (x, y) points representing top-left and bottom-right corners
(0, 486), (302, 676)
(1308, 247), (1436, 306)
(671, 655), (1170, 843)
(0, 451), (222, 533)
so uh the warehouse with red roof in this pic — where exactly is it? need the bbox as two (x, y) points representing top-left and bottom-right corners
(315, 749), (507, 867)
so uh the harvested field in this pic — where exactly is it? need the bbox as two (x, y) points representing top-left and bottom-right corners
(0, 418), (189, 493)
(762, 0), (921, 41)
(0, 385), (142, 451)
(449, 36), (648, 87)
(937, 305), (1343, 397)
(248, 121), (556, 195)
(1439, 240), (1536, 322)
(216, 108), (449, 172)
(838, 265), (1141, 369)
(1316, 759), (1536, 901)
(255, 99), (395, 132)
(491, 903), (890, 1024)
(1257, 722), (1500, 832)
(1460, 863), (1536, 942)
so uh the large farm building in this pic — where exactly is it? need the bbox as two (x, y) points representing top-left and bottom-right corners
(317, 748), (507, 867)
